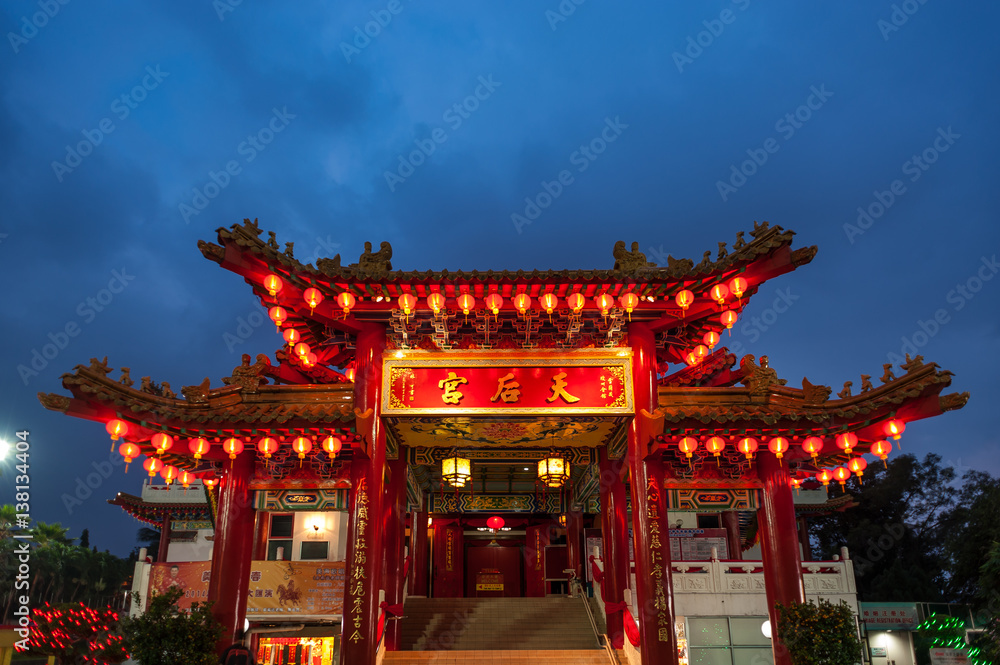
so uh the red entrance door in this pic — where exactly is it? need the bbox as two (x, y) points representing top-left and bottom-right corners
(432, 522), (464, 597)
(465, 545), (522, 597)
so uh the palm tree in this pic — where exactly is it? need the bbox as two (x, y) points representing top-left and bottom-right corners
(30, 521), (75, 546)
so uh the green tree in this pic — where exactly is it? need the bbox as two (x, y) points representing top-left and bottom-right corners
(121, 586), (221, 665)
(776, 598), (863, 665)
(939, 471), (1000, 602)
(79, 528), (90, 549)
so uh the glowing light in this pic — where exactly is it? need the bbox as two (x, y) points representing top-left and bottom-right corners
(540, 293), (559, 314)
(294, 342), (311, 358)
(675, 289), (694, 311)
(426, 292), (446, 314)
(188, 437), (210, 459)
(398, 293), (417, 316)
(159, 465), (178, 485)
(835, 432), (858, 455)
(106, 419), (128, 441)
(257, 437), (279, 459)
(336, 291), (356, 315)
(710, 283), (729, 305)
(802, 436), (824, 460)
(514, 293), (532, 315)
(737, 436), (758, 460)
(263, 274), (283, 297)
(703, 331), (720, 349)
(303, 287), (324, 311)
(268, 306), (288, 330)
(833, 466), (851, 487)
(538, 453), (570, 488)
(729, 276), (748, 298)
(720, 310), (738, 329)
(596, 293), (615, 316)
(678, 436), (699, 458)
(457, 293), (475, 315)
(142, 457), (163, 478)
(768, 436), (789, 459)
(705, 436), (726, 457)
(485, 293), (504, 315)
(848, 457), (868, 478)
(223, 437), (244, 460)
(567, 293), (585, 312)
(321, 435), (343, 457)
(487, 516), (505, 530)
(151, 432), (173, 456)
(816, 469), (833, 486)
(883, 419), (905, 441)
(870, 440), (892, 466)
(619, 292), (639, 315)
(292, 436), (313, 460)
(118, 442), (140, 468)
(283, 328), (300, 347)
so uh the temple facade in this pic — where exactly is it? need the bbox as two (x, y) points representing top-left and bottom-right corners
(39, 220), (968, 665)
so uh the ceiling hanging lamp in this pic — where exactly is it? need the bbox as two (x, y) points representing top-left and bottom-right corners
(442, 450), (472, 488)
(537, 450), (570, 489)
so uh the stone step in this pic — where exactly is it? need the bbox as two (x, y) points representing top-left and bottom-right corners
(384, 650), (612, 664)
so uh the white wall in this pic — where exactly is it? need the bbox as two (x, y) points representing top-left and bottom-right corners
(278, 511), (348, 561)
(166, 529), (214, 562)
(868, 630), (916, 665)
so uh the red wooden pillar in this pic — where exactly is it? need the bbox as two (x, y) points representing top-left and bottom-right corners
(157, 513), (170, 563)
(208, 450), (255, 655)
(798, 516), (813, 562)
(598, 447), (628, 648)
(723, 510), (743, 561)
(409, 511), (429, 596)
(253, 511), (270, 561)
(341, 323), (387, 665)
(382, 455), (407, 650)
(566, 503), (584, 581)
(757, 450), (806, 665)
(627, 322), (678, 664)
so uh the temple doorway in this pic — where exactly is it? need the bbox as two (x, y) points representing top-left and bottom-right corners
(465, 541), (522, 597)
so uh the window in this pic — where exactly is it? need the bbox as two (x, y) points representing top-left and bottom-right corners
(300, 541), (329, 560)
(687, 617), (773, 665)
(267, 539), (293, 561)
(697, 514), (722, 529)
(269, 514), (294, 538)
(267, 514), (294, 560)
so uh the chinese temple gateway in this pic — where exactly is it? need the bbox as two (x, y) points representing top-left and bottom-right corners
(39, 220), (968, 665)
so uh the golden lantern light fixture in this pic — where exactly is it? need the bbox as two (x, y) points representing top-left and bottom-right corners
(442, 451), (472, 488)
(264, 274), (283, 297)
(538, 451), (570, 489)
(292, 436), (313, 465)
(558, 514), (568, 527)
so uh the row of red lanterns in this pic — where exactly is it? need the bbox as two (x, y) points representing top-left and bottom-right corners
(683, 311), (739, 366)
(110, 427), (345, 464)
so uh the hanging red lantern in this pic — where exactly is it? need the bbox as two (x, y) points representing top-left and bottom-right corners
(485, 293), (504, 316)
(513, 293), (532, 315)
(426, 292), (446, 315)
(283, 328), (300, 348)
(223, 437), (244, 460)
(268, 306), (288, 331)
(694, 344), (709, 359)
(703, 331), (720, 349)
(729, 276), (748, 299)
(685, 351), (700, 366)
(832, 466), (851, 488)
(768, 436), (789, 459)
(106, 419), (128, 441)
(802, 436), (824, 460)
(456, 293), (475, 315)
(737, 436), (758, 460)
(595, 293), (615, 316)
(791, 477), (802, 494)
(321, 435), (343, 457)
(336, 291), (356, 315)
(257, 436), (279, 459)
(188, 437), (210, 459)
(835, 432), (858, 456)
(398, 293), (417, 316)
(202, 473), (219, 489)
(705, 436), (726, 457)
(540, 293), (559, 314)
(678, 436), (699, 458)
(883, 419), (905, 441)
(179, 471), (194, 489)
(294, 342), (311, 358)
(847, 457), (868, 479)
(160, 465), (178, 485)
(118, 442), (140, 469)
(304, 352), (317, 367)
(816, 469), (833, 486)
(345, 366), (356, 382)
(710, 283), (729, 305)
(619, 292), (639, 316)
(303, 287), (324, 312)
(870, 440), (892, 467)
(567, 292), (585, 313)
(292, 436), (313, 462)
(142, 457), (164, 478)
(675, 289), (694, 311)
(151, 432), (173, 456)
(720, 310), (738, 330)
(487, 516), (504, 530)
(263, 274), (283, 297)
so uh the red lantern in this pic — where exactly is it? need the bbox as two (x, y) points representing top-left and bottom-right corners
(685, 351), (700, 366)
(802, 436), (824, 460)
(202, 473), (219, 489)
(283, 328), (300, 348)
(305, 352), (318, 367)
(720, 310), (738, 330)
(768, 436), (789, 459)
(263, 274), (283, 297)
(848, 457), (868, 479)
(619, 292), (639, 316)
(398, 293), (417, 316)
(268, 306), (288, 330)
(257, 436), (279, 459)
(835, 432), (858, 455)
(694, 344), (709, 360)
(336, 291), (356, 315)
(142, 457), (164, 478)
(870, 439), (892, 466)
(567, 293), (585, 313)
(106, 419), (128, 441)
(596, 293), (615, 316)
(540, 293), (559, 314)
(737, 436), (758, 460)
(152, 432), (174, 456)
(485, 293), (504, 315)
(833, 466), (851, 487)
(705, 436), (726, 457)
(816, 469), (833, 486)
(292, 436), (313, 463)
(321, 435), (343, 457)
(457, 293), (475, 315)
(427, 292), (446, 314)
(179, 471), (194, 489)
(729, 276), (747, 299)
(514, 293), (532, 315)
(345, 366), (356, 382)
(294, 342), (311, 358)
(710, 283), (729, 305)
(223, 437), (244, 460)
(118, 442), (140, 469)
(487, 516), (504, 530)
(678, 436), (699, 458)
(304, 287), (324, 312)
(883, 419), (905, 441)
(675, 289), (694, 311)
(703, 331), (720, 349)
(791, 477), (802, 494)
(188, 437), (210, 459)
(160, 465), (178, 485)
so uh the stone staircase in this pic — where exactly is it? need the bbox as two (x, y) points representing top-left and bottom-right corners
(390, 596), (606, 662)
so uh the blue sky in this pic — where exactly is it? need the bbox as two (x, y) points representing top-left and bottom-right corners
(0, 1), (997, 556)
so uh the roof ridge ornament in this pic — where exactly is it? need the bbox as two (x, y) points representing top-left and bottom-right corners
(612, 241), (656, 273)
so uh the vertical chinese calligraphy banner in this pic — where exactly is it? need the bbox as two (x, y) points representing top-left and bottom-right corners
(382, 352), (634, 415)
(524, 524), (550, 597)
(432, 521), (464, 597)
